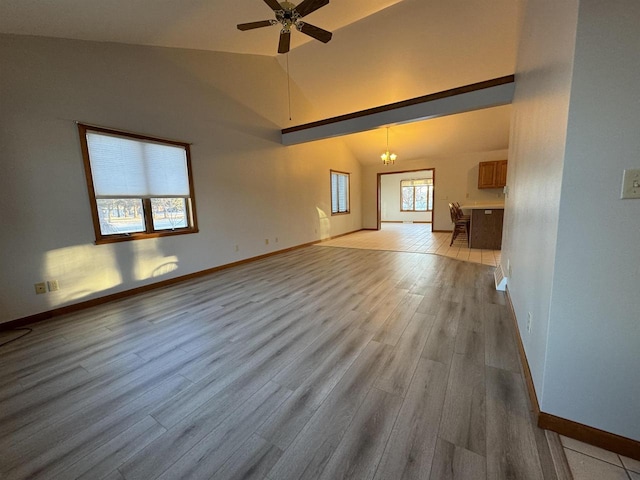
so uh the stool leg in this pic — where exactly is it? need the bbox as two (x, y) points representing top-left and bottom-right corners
(464, 222), (469, 247)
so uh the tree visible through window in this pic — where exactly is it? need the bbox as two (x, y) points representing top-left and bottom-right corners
(331, 170), (350, 214)
(401, 179), (433, 212)
(78, 124), (198, 244)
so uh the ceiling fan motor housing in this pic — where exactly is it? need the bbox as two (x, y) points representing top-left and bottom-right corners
(237, 0), (332, 54)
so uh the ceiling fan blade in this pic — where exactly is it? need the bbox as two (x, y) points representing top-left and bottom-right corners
(278, 31), (291, 54)
(237, 20), (275, 31)
(263, 0), (284, 11)
(298, 22), (332, 43)
(294, 0), (329, 18)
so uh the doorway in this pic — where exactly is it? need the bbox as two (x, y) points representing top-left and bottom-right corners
(377, 168), (436, 230)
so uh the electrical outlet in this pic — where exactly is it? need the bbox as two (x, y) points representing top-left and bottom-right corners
(275, 237), (278, 243)
(34, 282), (47, 294)
(235, 244), (239, 252)
(526, 312), (533, 333)
(47, 280), (59, 292)
(621, 169), (640, 199)
(265, 239), (269, 245)
(507, 259), (512, 277)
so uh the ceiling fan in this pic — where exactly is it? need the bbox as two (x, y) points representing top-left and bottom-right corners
(237, 0), (333, 54)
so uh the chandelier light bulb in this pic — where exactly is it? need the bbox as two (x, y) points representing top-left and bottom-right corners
(381, 127), (397, 165)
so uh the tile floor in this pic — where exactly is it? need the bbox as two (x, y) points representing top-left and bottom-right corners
(321, 222), (640, 480)
(561, 436), (640, 480)
(321, 222), (502, 267)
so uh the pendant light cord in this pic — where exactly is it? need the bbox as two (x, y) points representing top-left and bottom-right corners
(286, 53), (292, 121)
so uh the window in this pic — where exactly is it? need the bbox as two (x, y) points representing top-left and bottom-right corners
(78, 124), (198, 244)
(401, 178), (434, 212)
(330, 170), (350, 215)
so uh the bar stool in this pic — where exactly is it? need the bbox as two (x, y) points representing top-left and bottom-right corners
(449, 203), (470, 246)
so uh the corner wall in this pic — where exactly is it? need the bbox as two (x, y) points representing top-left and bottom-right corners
(543, 0), (640, 440)
(506, 0), (640, 442)
(0, 35), (362, 324)
(501, 0), (579, 405)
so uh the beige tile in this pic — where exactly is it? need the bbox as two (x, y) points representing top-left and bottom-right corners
(320, 223), (502, 267)
(560, 436), (623, 466)
(629, 471), (640, 480)
(621, 456), (640, 474)
(564, 449), (629, 480)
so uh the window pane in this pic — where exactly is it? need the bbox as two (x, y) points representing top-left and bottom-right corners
(151, 198), (188, 231)
(401, 186), (414, 210)
(331, 171), (349, 214)
(331, 173), (338, 213)
(415, 186), (427, 211)
(338, 175), (348, 212)
(96, 199), (145, 235)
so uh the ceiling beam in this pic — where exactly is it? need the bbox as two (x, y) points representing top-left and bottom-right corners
(281, 75), (515, 145)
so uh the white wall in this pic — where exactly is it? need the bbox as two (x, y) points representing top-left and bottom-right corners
(0, 35), (361, 324)
(380, 171), (433, 223)
(543, 0), (640, 440)
(501, 0), (579, 405)
(506, 0), (640, 441)
(362, 149), (508, 231)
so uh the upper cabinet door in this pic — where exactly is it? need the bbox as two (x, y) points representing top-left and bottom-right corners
(478, 161), (497, 188)
(478, 160), (508, 188)
(496, 160), (508, 187)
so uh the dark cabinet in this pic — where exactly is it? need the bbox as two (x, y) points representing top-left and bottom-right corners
(478, 160), (508, 189)
(470, 208), (504, 249)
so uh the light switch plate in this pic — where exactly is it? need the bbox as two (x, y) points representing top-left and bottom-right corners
(621, 169), (640, 199)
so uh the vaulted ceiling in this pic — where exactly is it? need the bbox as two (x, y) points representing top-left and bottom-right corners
(0, 0), (520, 164)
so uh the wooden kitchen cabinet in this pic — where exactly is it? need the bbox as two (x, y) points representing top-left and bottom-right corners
(478, 160), (508, 189)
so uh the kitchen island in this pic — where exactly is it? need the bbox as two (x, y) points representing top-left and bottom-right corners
(460, 204), (505, 249)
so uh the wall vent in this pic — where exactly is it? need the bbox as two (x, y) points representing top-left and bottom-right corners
(494, 264), (507, 291)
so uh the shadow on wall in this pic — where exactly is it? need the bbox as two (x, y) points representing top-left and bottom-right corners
(316, 206), (330, 240)
(40, 238), (179, 307)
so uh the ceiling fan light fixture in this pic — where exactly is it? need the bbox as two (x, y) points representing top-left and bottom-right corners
(237, 0), (333, 54)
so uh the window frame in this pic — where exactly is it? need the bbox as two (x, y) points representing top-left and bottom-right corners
(78, 123), (199, 245)
(330, 170), (351, 215)
(400, 179), (434, 212)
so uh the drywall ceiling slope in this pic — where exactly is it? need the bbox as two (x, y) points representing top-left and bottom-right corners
(279, 0), (519, 123)
(342, 105), (512, 165)
(0, 0), (405, 57)
(0, 0), (518, 163)
(276, 0), (517, 164)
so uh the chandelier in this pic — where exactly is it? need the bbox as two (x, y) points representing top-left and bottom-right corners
(381, 127), (397, 165)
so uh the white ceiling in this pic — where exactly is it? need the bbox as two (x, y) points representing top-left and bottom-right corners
(0, 0), (520, 165)
(0, 0), (404, 57)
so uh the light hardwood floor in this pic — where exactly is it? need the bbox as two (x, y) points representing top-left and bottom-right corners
(0, 246), (565, 480)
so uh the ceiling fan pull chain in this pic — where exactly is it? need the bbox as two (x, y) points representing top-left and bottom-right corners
(287, 53), (292, 121)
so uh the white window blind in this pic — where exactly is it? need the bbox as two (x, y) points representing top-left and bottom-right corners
(400, 178), (433, 187)
(331, 171), (349, 214)
(86, 132), (190, 198)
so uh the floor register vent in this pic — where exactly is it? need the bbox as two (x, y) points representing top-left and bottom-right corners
(494, 264), (508, 291)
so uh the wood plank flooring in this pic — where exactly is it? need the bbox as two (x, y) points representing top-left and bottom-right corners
(0, 246), (562, 480)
